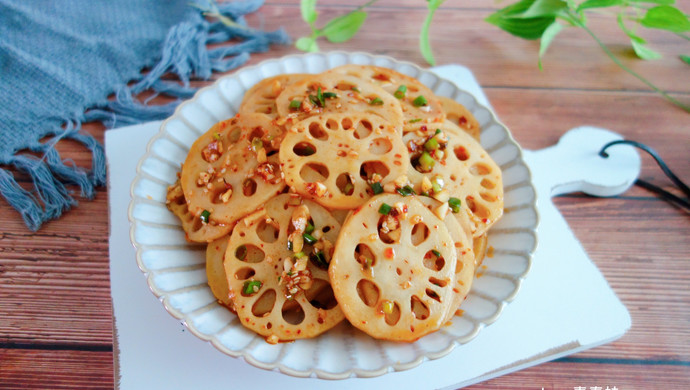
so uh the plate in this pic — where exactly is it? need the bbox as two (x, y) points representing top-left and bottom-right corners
(128, 51), (538, 379)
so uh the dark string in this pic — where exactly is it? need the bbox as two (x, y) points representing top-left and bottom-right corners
(599, 140), (690, 211)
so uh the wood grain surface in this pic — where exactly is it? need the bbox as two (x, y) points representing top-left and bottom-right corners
(1, 1), (688, 389)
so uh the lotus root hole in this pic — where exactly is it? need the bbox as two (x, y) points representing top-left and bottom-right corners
(353, 120), (373, 139)
(356, 279), (380, 307)
(454, 146), (470, 161)
(250, 289), (275, 314)
(481, 178), (496, 189)
(423, 250), (445, 271)
(410, 222), (430, 246)
(336, 173), (355, 195)
(309, 122), (329, 140)
(228, 128), (241, 142)
(234, 267), (255, 280)
(480, 192), (497, 203)
(341, 118), (353, 130)
(378, 215), (401, 244)
(425, 287), (442, 303)
(466, 196), (491, 219)
(242, 178), (257, 196)
(411, 296), (430, 320)
(383, 301), (401, 326)
(256, 219), (279, 243)
(293, 142), (316, 156)
(235, 244), (265, 263)
(355, 243), (377, 270)
(369, 137), (393, 155)
(300, 163), (329, 182)
(360, 161), (390, 181)
(282, 300), (305, 325)
(470, 163), (491, 176)
(305, 279), (338, 310)
(249, 126), (264, 142)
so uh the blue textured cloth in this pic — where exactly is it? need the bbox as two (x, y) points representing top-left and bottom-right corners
(0, 0), (289, 230)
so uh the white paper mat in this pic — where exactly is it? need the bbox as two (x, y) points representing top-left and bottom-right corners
(107, 65), (631, 389)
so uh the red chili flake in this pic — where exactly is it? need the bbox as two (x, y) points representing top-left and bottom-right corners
(384, 247), (395, 259)
(420, 125), (428, 132)
(458, 117), (468, 126)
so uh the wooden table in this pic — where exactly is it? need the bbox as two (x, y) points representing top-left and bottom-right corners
(1, 1), (688, 388)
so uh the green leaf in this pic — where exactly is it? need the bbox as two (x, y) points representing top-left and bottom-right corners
(519, 0), (568, 18)
(577, 0), (624, 11)
(486, 13), (556, 40)
(639, 5), (690, 32)
(631, 40), (662, 59)
(420, 0), (445, 65)
(629, 0), (675, 4)
(539, 21), (563, 69)
(617, 13), (646, 43)
(680, 54), (690, 65)
(321, 11), (368, 43)
(295, 36), (319, 52)
(300, 0), (318, 26)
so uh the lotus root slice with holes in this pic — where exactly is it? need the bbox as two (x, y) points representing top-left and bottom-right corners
(275, 72), (404, 131)
(438, 96), (481, 142)
(165, 179), (233, 242)
(404, 121), (503, 237)
(329, 194), (458, 341)
(180, 113), (287, 225)
(279, 112), (410, 209)
(239, 74), (308, 119)
(416, 196), (475, 322)
(328, 64), (446, 125)
(223, 194), (344, 342)
(206, 235), (235, 311)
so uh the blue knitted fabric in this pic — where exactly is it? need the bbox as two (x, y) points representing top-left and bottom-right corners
(0, 0), (289, 231)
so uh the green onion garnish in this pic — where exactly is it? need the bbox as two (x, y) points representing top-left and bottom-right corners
(424, 137), (439, 151)
(418, 151), (435, 171)
(213, 132), (221, 141)
(394, 85), (407, 99)
(343, 182), (354, 195)
(382, 300), (394, 314)
(370, 97), (384, 106)
(303, 233), (317, 245)
(309, 94), (320, 107)
(323, 92), (338, 99)
(370, 182), (383, 195)
(396, 185), (415, 196)
(409, 118), (422, 123)
(352, 87), (360, 93)
(251, 137), (263, 151)
(431, 176), (444, 193)
(200, 210), (210, 224)
(448, 197), (461, 213)
(310, 251), (329, 269)
(317, 87), (325, 107)
(432, 249), (441, 258)
(294, 251), (306, 259)
(378, 203), (392, 215)
(413, 95), (428, 107)
(305, 222), (315, 234)
(242, 280), (262, 295)
(289, 99), (301, 109)
(435, 128), (442, 134)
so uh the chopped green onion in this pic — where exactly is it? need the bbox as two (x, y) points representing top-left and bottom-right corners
(413, 95), (428, 107)
(213, 132), (221, 141)
(382, 300), (394, 314)
(394, 85), (407, 99)
(200, 210), (210, 224)
(370, 182), (383, 195)
(305, 222), (315, 234)
(243, 280), (262, 295)
(396, 185), (415, 196)
(289, 99), (301, 109)
(316, 87), (325, 107)
(363, 257), (373, 268)
(294, 251), (306, 259)
(448, 197), (461, 213)
(310, 251), (329, 269)
(424, 137), (439, 151)
(378, 203), (392, 215)
(303, 233), (317, 245)
(309, 94), (320, 107)
(435, 128), (442, 135)
(432, 249), (441, 258)
(352, 86), (360, 93)
(370, 97), (384, 106)
(431, 176), (444, 193)
(417, 151), (435, 172)
(251, 137), (263, 151)
(409, 118), (422, 123)
(343, 182), (354, 195)
(323, 92), (338, 99)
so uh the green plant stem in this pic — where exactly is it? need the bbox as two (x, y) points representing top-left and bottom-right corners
(570, 15), (690, 113)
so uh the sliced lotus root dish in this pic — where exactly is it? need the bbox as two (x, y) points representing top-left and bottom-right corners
(165, 179), (233, 243)
(223, 194), (344, 343)
(438, 96), (481, 142)
(239, 74), (308, 119)
(206, 235), (235, 311)
(404, 121), (503, 237)
(416, 196), (475, 322)
(180, 113), (287, 226)
(279, 112), (410, 209)
(274, 72), (404, 131)
(328, 64), (445, 125)
(329, 194), (458, 341)
(473, 233), (488, 269)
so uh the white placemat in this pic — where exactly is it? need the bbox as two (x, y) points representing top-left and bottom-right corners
(107, 65), (632, 389)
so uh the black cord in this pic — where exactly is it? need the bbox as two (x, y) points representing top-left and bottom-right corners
(599, 140), (690, 212)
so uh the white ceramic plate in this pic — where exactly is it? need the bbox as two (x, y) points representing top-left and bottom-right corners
(128, 52), (538, 379)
